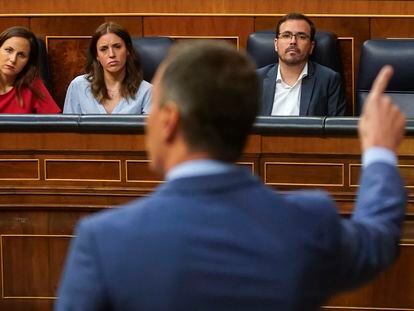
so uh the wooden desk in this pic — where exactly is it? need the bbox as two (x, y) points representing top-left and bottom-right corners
(0, 115), (412, 311)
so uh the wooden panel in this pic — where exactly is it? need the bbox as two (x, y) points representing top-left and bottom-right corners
(46, 37), (90, 108)
(0, 192), (145, 209)
(0, 132), (147, 151)
(3, 1), (414, 14)
(0, 210), (89, 310)
(401, 165), (414, 188)
(105, 17), (143, 36)
(261, 136), (362, 154)
(0, 299), (52, 311)
(172, 36), (239, 49)
(143, 16), (254, 48)
(371, 17), (414, 38)
(126, 160), (162, 183)
(0, 160), (38, 180)
(1, 235), (71, 299)
(0, 210), (87, 234)
(30, 16), (143, 37)
(0, 126), (411, 310)
(0, 18), (29, 30)
(326, 244), (414, 309)
(45, 159), (121, 181)
(243, 134), (261, 154)
(30, 17), (105, 36)
(350, 164), (414, 188)
(349, 164), (362, 187)
(264, 161), (344, 187)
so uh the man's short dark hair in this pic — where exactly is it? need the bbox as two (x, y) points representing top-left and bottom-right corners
(276, 13), (316, 41)
(160, 40), (259, 162)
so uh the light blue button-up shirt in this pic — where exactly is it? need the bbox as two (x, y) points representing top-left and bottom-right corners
(363, 146), (397, 167)
(166, 159), (236, 181)
(63, 75), (152, 114)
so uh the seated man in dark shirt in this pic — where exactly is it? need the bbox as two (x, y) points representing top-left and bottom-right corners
(257, 12), (346, 116)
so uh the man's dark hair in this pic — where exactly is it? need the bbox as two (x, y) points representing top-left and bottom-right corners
(276, 13), (316, 41)
(160, 40), (259, 162)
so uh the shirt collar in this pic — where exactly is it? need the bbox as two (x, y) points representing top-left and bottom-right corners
(166, 159), (235, 181)
(276, 62), (309, 84)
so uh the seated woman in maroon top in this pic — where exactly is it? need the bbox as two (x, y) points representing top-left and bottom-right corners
(0, 26), (60, 113)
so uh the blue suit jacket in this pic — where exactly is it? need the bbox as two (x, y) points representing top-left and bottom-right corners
(56, 163), (405, 311)
(257, 61), (346, 116)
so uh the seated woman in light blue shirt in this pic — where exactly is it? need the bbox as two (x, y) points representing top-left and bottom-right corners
(63, 22), (151, 114)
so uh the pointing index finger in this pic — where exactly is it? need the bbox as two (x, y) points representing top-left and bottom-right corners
(369, 65), (394, 98)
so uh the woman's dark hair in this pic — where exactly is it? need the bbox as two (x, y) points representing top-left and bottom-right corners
(85, 22), (143, 102)
(0, 26), (42, 105)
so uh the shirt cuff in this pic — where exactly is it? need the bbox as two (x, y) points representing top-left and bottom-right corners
(362, 146), (397, 168)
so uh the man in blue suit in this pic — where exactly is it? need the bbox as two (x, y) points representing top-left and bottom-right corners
(56, 40), (406, 310)
(257, 13), (346, 116)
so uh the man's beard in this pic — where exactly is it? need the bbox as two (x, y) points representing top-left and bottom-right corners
(278, 47), (308, 66)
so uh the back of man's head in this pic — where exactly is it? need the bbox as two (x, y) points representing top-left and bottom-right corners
(159, 40), (260, 162)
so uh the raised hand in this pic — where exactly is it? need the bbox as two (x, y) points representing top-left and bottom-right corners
(358, 65), (406, 152)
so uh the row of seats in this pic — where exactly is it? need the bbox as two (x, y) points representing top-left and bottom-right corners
(37, 34), (414, 116)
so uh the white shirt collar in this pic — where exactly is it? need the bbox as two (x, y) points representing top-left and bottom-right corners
(276, 62), (309, 86)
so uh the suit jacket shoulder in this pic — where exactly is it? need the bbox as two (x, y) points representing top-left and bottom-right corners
(300, 61), (346, 116)
(256, 63), (277, 78)
(257, 61), (346, 116)
(256, 63), (278, 115)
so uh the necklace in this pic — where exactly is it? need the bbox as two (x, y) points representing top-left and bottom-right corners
(107, 88), (120, 99)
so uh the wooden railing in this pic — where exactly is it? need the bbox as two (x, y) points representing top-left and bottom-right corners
(0, 115), (412, 310)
